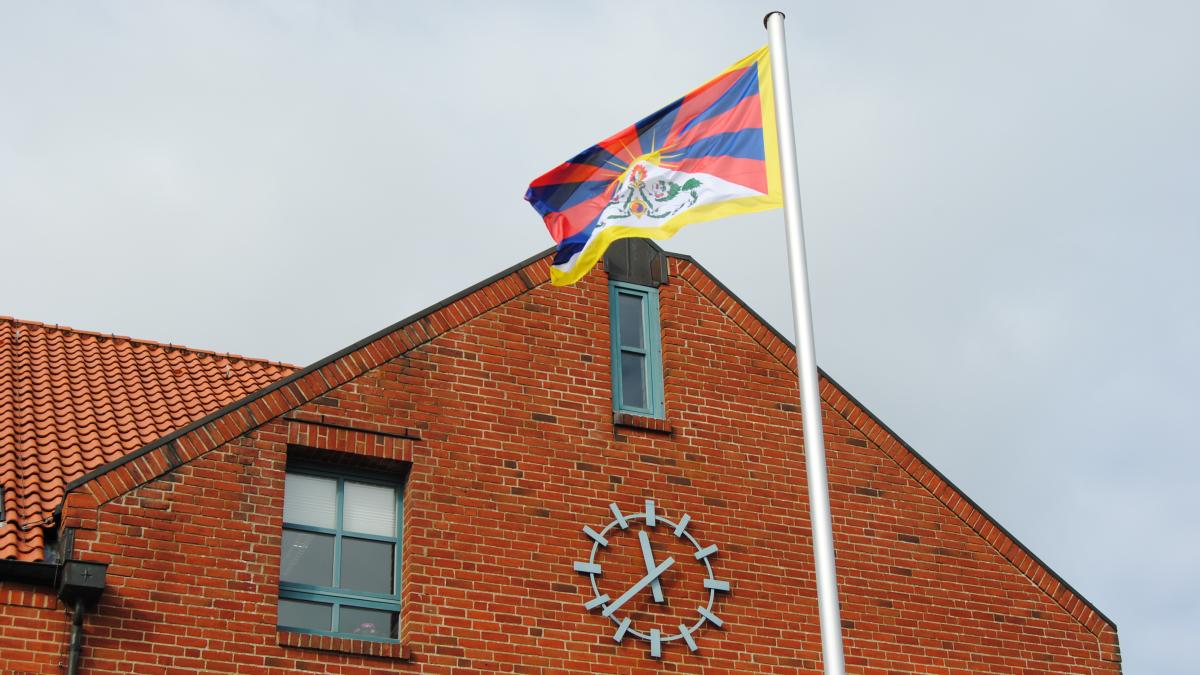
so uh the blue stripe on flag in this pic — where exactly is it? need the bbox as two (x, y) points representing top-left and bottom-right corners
(669, 128), (765, 161)
(678, 66), (759, 137)
(525, 179), (613, 215)
(634, 97), (683, 156)
(565, 143), (624, 170)
(553, 240), (586, 266)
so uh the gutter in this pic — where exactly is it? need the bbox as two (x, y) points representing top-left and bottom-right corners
(0, 558), (59, 585)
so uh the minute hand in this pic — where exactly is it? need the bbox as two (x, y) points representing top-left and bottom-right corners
(602, 556), (676, 617)
(638, 530), (665, 602)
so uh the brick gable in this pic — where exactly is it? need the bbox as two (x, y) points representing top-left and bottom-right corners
(7, 247), (1117, 672)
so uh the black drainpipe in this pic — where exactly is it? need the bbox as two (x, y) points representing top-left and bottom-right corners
(66, 597), (85, 675)
(1, 557), (108, 674)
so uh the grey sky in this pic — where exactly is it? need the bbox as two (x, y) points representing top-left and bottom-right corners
(2, 2), (1197, 671)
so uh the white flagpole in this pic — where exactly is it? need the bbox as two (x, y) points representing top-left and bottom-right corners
(764, 11), (847, 674)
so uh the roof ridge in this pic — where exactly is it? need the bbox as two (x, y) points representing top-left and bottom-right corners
(0, 315), (296, 370)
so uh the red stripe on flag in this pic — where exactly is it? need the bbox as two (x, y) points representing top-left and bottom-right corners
(529, 162), (621, 188)
(597, 124), (643, 164)
(667, 93), (763, 156)
(543, 188), (615, 242)
(666, 66), (751, 146)
(673, 156), (768, 194)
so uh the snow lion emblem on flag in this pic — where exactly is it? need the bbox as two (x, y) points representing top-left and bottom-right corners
(598, 162), (703, 226)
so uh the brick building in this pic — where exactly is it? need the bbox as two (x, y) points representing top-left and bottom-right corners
(0, 243), (1119, 673)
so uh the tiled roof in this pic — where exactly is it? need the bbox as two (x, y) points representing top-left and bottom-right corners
(0, 317), (294, 561)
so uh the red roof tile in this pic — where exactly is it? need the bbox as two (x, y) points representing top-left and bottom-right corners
(0, 317), (294, 561)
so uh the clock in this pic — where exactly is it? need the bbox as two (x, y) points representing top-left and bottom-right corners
(573, 499), (730, 658)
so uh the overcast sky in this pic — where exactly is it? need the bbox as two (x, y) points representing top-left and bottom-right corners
(2, 2), (1197, 671)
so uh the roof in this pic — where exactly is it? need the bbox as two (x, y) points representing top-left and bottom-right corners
(0, 317), (294, 561)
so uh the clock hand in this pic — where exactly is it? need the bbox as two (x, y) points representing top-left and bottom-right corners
(602, 556), (675, 617)
(638, 530), (665, 603)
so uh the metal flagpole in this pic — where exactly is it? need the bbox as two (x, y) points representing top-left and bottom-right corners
(764, 11), (847, 675)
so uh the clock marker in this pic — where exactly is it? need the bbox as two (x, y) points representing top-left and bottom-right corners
(609, 502), (629, 529)
(645, 499), (656, 526)
(673, 513), (691, 537)
(584, 594), (610, 611)
(583, 526), (608, 547)
(649, 629), (662, 658)
(694, 543), (718, 560)
(704, 578), (730, 592)
(679, 623), (699, 652)
(613, 617), (632, 643)
(573, 561), (602, 575)
(697, 605), (724, 628)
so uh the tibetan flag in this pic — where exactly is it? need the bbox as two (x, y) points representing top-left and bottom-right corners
(525, 46), (782, 286)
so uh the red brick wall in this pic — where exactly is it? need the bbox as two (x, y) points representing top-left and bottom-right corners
(0, 582), (67, 673)
(1, 258), (1119, 673)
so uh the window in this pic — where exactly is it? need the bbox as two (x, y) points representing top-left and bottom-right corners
(277, 467), (402, 641)
(610, 280), (664, 418)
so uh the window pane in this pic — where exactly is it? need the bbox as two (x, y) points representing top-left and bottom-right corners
(278, 598), (332, 632)
(620, 352), (646, 409)
(343, 482), (396, 536)
(339, 606), (399, 639)
(618, 293), (644, 348)
(280, 529), (334, 587)
(340, 538), (394, 594)
(283, 474), (337, 529)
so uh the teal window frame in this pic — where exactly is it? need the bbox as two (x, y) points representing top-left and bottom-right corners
(609, 280), (665, 418)
(277, 464), (403, 643)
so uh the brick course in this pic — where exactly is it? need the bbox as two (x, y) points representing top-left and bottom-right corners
(0, 252), (1118, 673)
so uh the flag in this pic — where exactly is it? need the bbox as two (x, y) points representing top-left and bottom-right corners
(525, 46), (782, 286)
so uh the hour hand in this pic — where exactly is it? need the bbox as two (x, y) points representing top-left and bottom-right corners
(603, 556), (675, 617)
(638, 530), (665, 602)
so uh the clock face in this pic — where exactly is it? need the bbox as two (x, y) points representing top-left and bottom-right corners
(573, 499), (730, 658)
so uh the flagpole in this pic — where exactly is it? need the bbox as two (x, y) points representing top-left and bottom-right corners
(764, 11), (847, 674)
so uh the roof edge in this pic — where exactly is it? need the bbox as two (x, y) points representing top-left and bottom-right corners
(664, 250), (1117, 634)
(54, 246), (556, 522)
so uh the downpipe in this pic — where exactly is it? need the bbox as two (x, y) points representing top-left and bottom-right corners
(67, 597), (85, 675)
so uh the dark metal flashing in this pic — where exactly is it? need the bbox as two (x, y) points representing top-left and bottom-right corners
(664, 250), (1117, 633)
(53, 246), (557, 523)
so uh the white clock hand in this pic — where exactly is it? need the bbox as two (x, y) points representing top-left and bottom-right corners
(602, 556), (675, 617)
(638, 530), (665, 602)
